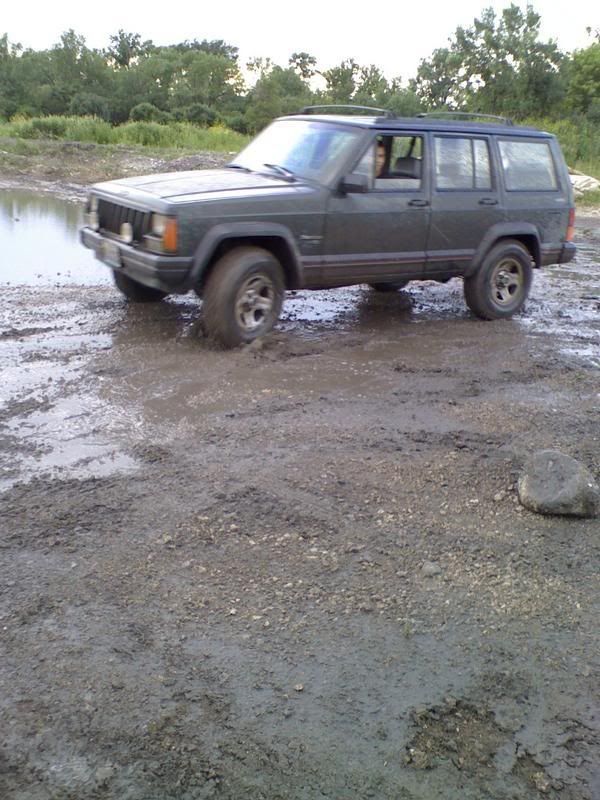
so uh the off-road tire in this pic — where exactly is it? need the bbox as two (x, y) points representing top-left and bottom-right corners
(113, 271), (168, 302)
(202, 247), (285, 348)
(464, 240), (533, 320)
(369, 279), (410, 292)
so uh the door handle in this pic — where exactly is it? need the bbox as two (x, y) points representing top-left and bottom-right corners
(408, 199), (430, 207)
(479, 197), (498, 205)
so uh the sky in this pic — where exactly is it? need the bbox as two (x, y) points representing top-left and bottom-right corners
(2, 0), (598, 82)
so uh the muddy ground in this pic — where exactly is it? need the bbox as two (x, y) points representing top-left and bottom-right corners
(0, 159), (599, 799)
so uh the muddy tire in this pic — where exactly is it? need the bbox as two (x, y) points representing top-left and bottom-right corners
(113, 271), (168, 302)
(369, 279), (409, 292)
(202, 246), (285, 348)
(464, 240), (533, 320)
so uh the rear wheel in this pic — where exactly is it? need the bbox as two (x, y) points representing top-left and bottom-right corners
(464, 240), (532, 320)
(202, 246), (284, 348)
(113, 271), (168, 302)
(369, 279), (410, 292)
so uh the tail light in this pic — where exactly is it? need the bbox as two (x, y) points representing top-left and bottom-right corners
(566, 208), (575, 242)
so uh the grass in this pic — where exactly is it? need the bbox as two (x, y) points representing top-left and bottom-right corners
(576, 188), (600, 208)
(0, 116), (249, 152)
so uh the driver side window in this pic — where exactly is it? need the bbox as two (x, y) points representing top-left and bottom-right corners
(353, 134), (424, 191)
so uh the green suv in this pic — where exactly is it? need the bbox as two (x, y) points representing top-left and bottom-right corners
(80, 108), (576, 347)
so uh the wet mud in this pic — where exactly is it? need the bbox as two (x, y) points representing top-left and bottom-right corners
(0, 194), (599, 799)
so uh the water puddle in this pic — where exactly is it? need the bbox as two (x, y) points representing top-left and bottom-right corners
(0, 190), (110, 286)
(0, 191), (133, 490)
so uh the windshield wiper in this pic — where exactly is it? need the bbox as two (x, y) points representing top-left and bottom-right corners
(262, 163), (296, 181)
(225, 163), (252, 172)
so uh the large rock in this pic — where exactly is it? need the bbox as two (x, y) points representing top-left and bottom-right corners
(570, 172), (600, 198)
(518, 450), (600, 518)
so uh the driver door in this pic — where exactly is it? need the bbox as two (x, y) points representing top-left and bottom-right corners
(321, 132), (431, 286)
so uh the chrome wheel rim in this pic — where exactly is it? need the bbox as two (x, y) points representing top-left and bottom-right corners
(491, 257), (524, 306)
(235, 274), (276, 333)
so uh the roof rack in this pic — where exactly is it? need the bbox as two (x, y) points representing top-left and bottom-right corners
(417, 111), (514, 126)
(297, 104), (395, 118)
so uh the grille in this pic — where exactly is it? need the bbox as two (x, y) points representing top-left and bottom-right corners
(98, 200), (152, 242)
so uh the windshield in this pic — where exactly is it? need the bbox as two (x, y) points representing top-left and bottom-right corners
(230, 120), (362, 184)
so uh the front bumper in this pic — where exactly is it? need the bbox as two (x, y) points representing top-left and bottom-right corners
(80, 227), (192, 293)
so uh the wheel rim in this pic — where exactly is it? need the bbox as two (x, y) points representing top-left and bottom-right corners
(490, 257), (525, 307)
(234, 273), (276, 333)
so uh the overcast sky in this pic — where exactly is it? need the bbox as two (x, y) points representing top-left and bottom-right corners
(2, 0), (598, 81)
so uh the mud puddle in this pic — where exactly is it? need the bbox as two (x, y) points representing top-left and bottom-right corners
(0, 190), (109, 286)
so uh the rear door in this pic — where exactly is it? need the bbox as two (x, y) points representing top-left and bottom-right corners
(427, 133), (504, 275)
(321, 131), (431, 286)
(498, 136), (571, 262)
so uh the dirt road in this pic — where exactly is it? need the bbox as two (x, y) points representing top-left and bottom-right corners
(0, 196), (599, 798)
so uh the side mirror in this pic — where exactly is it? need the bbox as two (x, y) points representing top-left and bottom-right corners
(340, 172), (369, 194)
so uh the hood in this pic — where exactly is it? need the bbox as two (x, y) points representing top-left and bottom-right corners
(92, 169), (302, 204)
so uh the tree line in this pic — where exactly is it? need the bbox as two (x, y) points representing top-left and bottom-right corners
(1, 4), (599, 132)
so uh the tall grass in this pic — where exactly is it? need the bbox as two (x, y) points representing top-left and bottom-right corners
(0, 116), (249, 152)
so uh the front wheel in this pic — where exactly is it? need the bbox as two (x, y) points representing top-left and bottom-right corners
(464, 241), (533, 320)
(202, 246), (284, 348)
(113, 271), (168, 302)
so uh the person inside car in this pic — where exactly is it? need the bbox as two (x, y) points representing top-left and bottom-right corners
(375, 138), (387, 178)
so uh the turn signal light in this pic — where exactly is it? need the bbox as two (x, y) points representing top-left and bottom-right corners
(163, 218), (178, 252)
(566, 208), (575, 242)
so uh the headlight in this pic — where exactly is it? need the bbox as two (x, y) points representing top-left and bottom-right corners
(151, 213), (168, 236)
(148, 214), (178, 252)
(88, 195), (99, 213)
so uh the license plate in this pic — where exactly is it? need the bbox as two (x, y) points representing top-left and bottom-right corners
(100, 240), (121, 268)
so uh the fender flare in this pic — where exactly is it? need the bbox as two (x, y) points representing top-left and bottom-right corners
(466, 223), (541, 277)
(186, 222), (305, 290)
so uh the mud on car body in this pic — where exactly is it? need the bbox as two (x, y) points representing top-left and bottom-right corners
(80, 107), (576, 348)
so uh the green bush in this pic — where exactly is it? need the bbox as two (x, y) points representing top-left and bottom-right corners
(181, 103), (218, 126)
(64, 117), (115, 144)
(129, 103), (171, 123)
(68, 93), (111, 122)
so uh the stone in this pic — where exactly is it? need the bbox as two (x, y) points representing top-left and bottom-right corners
(421, 561), (442, 577)
(517, 450), (599, 518)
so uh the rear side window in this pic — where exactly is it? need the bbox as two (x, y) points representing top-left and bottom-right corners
(499, 140), (558, 191)
(435, 137), (492, 190)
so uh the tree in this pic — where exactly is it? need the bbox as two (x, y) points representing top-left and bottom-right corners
(0, 34), (23, 117)
(289, 52), (317, 81)
(245, 65), (312, 131)
(171, 39), (239, 62)
(567, 43), (600, 113)
(68, 92), (111, 120)
(320, 59), (359, 103)
(106, 30), (153, 69)
(414, 4), (566, 118)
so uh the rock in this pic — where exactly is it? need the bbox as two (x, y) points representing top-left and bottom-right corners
(517, 450), (599, 518)
(570, 173), (600, 198)
(421, 561), (442, 577)
(533, 771), (551, 793)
